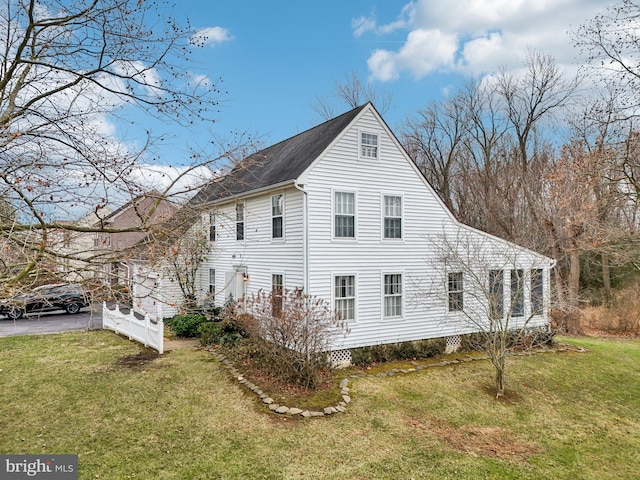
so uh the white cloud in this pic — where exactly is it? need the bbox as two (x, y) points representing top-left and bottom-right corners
(352, 3), (415, 38)
(126, 163), (218, 198)
(363, 0), (609, 81)
(192, 26), (234, 47)
(369, 29), (458, 80)
(352, 15), (377, 38)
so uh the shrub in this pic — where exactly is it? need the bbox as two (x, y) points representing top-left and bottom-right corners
(165, 314), (207, 338)
(551, 308), (583, 335)
(579, 287), (640, 336)
(350, 338), (446, 366)
(198, 316), (244, 346)
(239, 290), (348, 389)
(461, 329), (555, 351)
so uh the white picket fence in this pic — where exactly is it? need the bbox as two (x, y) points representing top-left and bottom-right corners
(102, 302), (164, 354)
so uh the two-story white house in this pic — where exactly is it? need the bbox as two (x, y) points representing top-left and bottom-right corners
(132, 103), (553, 355)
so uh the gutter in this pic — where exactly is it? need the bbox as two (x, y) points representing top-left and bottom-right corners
(293, 181), (309, 293)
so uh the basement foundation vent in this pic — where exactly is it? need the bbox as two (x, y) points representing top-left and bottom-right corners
(329, 349), (352, 368)
(445, 335), (462, 354)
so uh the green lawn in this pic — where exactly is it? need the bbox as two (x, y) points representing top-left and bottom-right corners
(0, 331), (638, 479)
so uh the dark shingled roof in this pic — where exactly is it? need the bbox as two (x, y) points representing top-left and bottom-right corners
(190, 103), (367, 206)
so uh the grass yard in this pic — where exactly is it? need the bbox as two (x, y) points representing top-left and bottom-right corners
(0, 331), (638, 479)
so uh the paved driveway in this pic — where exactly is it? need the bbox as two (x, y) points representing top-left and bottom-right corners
(0, 305), (102, 337)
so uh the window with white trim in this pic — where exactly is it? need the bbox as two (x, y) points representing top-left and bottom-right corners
(209, 213), (216, 242)
(334, 191), (355, 238)
(236, 202), (245, 241)
(448, 272), (463, 312)
(511, 269), (524, 317)
(384, 274), (402, 318)
(271, 194), (283, 239)
(334, 275), (355, 321)
(383, 195), (402, 239)
(361, 132), (378, 159)
(489, 270), (504, 319)
(272, 273), (284, 318)
(531, 269), (544, 315)
(209, 268), (215, 296)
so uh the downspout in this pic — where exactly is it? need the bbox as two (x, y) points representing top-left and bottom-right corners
(293, 181), (309, 292)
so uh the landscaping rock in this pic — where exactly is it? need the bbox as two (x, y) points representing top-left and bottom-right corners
(323, 407), (334, 415)
(339, 378), (349, 388)
(342, 395), (351, 404)
(287, 408), (303, 415)
(275, 406), (289, 414)
(268, 403), (280, 411)
(262, 397), (273, 404)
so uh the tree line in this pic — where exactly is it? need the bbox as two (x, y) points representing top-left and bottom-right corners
(399, 2), (640, 311)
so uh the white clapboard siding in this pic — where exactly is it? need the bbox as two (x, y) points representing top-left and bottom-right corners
(300, 106), (551, 350)
(203, 186), (305, 303)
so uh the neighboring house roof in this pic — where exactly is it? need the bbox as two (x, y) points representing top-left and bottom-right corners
(98, 190), (168, 225)
(190, 103), (368, 206)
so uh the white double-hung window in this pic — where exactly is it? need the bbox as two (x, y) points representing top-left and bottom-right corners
(334, 191), (355, 238)
(236, 202), (245, 241)
(384, 274), (403, 318)
(383, 195), (402, 239)
(334, 275), (355, 321)
(271, 194), (284, 239)
(361, 132), (378, 159)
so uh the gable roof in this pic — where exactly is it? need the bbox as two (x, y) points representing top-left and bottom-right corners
(190, 103), (367, 206)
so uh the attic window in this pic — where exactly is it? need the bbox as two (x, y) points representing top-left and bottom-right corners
(360, 132), (378, 159)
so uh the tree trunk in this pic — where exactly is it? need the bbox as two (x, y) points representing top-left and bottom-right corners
(494, 358), (506, 398)
(491, 352), (507, 398)
(568, 249), (581, 310)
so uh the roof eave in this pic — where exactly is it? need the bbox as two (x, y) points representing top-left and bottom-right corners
(205, 179), (297, 207)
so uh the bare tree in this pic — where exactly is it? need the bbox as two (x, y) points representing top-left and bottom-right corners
(495, 50), (577, 169)
(574, 0), (640, 115)
(313, 70), (393, 120)
(401, 92), (467, 214)
(166, 228), (210, 312)
(0, 0), (247, 295)
(423, 229), (552, 398)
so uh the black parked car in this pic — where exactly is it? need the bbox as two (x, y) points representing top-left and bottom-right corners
(0, 284), (90, 320)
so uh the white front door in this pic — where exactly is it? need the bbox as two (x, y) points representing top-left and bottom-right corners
(223, 267), (247, 303)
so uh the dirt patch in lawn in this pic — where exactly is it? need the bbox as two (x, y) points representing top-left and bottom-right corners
(116, 349), (160, 368)
(407, 418), (540, 462)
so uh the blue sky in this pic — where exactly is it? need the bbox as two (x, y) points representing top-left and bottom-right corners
(122, 0), (612, 171)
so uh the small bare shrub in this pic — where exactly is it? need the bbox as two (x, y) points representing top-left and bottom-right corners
(610, 288), (640, 335)
(580, 287), (640, 336)
(550, 308), (583, 335)
(239, 289), (348, 389)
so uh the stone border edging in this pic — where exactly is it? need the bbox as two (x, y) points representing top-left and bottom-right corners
(207, 343), (586, 418)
